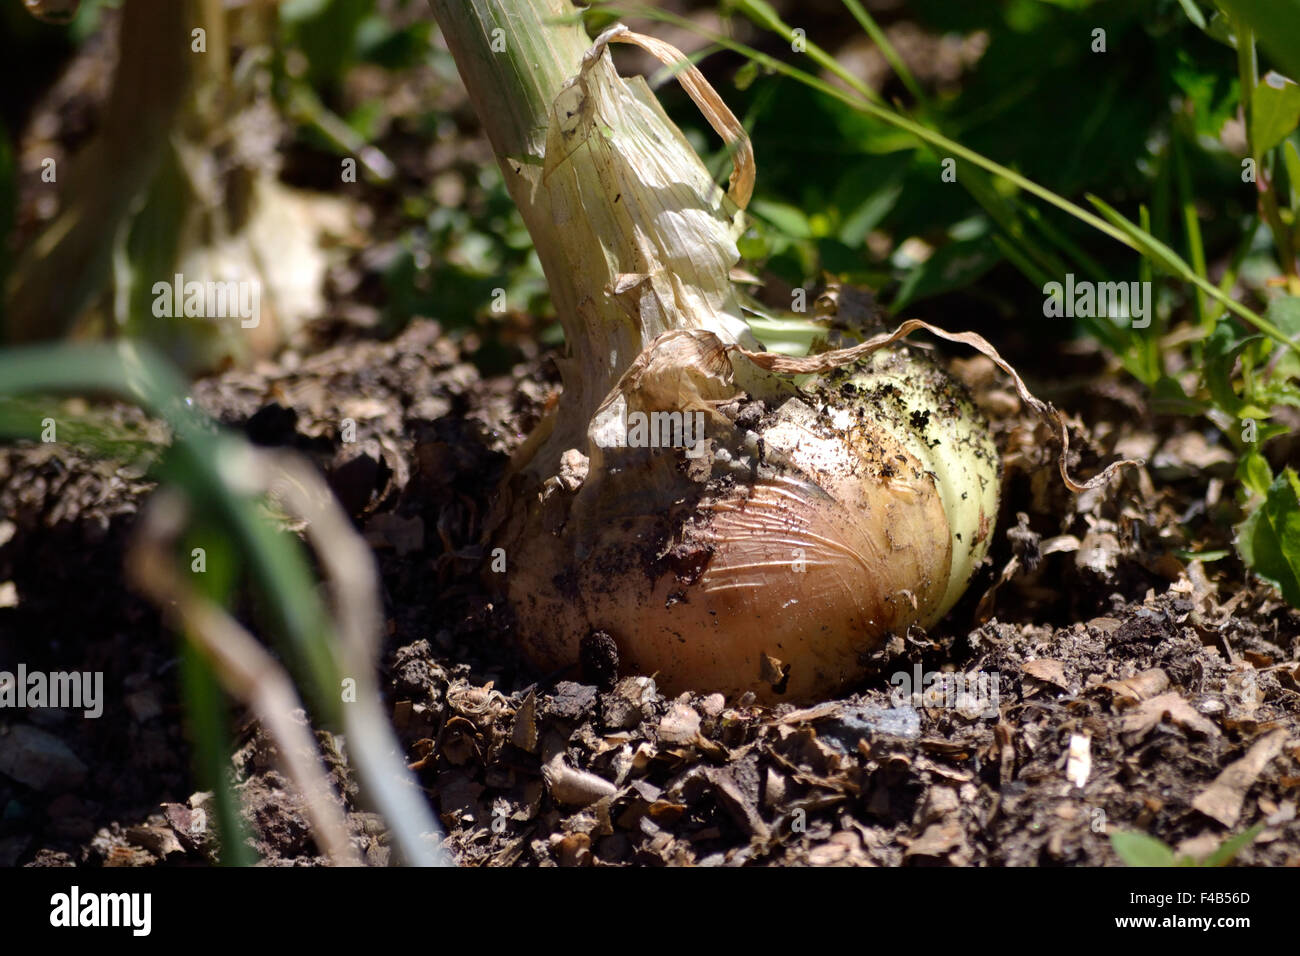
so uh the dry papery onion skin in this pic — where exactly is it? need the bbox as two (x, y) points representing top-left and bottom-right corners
(503, 332), (1002, 704)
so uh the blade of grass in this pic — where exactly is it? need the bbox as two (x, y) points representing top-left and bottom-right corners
(1207, 215), (1264, 326)
(1172, 122), (1209, 328)
(727, 0), (887, 107)
(838, 0), (927, 107)
(1086, 193), (1295, 343)
(723, 2), (1073, 286)
(180, 518), (256, 866)
(1138, 204), (1165, 382)
(1021, 205), (1108, 284)
(952, 164), (1072, 282)
(179, 640), (257, 866)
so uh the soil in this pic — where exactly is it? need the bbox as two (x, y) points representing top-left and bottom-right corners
(2, 1), (1299, 869)
(2, 314), (1298, 867)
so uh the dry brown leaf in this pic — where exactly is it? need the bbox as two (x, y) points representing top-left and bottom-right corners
(904, 820), (969, 862)
(1121, 691), (1221, 741)
(1023, 659), (1071, 691)
(1192, 729), (1289, 827)
(1103, 668), (1170, 705)
(510, 690), (539, 754)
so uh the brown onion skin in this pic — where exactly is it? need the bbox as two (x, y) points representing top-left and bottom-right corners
(502, 357), (978, 703)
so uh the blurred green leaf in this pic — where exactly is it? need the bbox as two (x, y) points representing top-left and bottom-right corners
(1205, 321), (1261, 414)
(1235, 467), (1300, 605)
(281, 0), (331, 19)
(1266, 293), (1300, 335)
(1238, 448), (1275, 497)
(1284, 140), (1300, 208)
(733, 60), (760, 91)
(1177, 0), (1209, 28)
(1202, 823), (1265, 866)
(1215, 0), (1300, 80)
(1174, 548), (1232, 561)
(1087, 194), (1192, 276)
(281, 0), (373, 90)
(751, 198), (814, 240)
(356, 15), (432, 69)
(836, 171), (905, 248)
(178, 641), (255, 865)
(1113, 821), (1263, 866)
(892, 237), (1001, 310)
(179, 523), (255, 867)
(1111, 831), (1179, 866)
(1173, 49), (1239, 137)
(0, 341), (446, 864)
(1251, 71), (1300, 154)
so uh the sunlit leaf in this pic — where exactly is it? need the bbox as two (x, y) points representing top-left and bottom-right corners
(1110, 831), (1179, 867)
(1235, 467), (1300, 605)
(1176, 0), (1208, 28)
(1251, 72), (1300, 155)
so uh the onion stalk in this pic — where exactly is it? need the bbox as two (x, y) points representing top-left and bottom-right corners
(429, 0), (1134, 702)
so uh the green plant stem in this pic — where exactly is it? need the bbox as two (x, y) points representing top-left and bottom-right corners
(1235, 15), (1297, 277)
(427, 0), (629, 457)
(427, 0), (588, 165)
(429, 0), (758, 471)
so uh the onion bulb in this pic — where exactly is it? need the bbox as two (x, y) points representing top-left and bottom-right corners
(428, 5), (1138, 703)
(502, 327), (1002, 702)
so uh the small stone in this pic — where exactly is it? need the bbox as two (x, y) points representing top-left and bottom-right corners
(125, 689), (163, 722)
(0, 724), (87, 792)
(601, 677), (657, 730)
(699, 693), (725, 717)
(658, 703), (701, 746)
